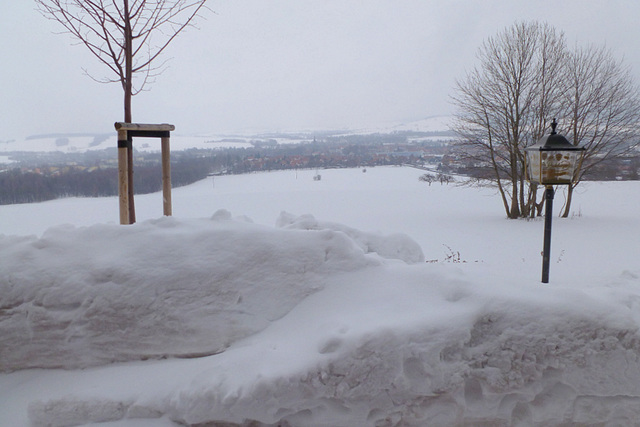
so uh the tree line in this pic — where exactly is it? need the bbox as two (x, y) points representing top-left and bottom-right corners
(0, 157), (213, 205)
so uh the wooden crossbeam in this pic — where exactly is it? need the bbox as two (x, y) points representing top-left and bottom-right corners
(114, 122), (175, 132)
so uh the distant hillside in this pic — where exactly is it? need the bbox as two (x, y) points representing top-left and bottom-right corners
(2, 116), (453, 155)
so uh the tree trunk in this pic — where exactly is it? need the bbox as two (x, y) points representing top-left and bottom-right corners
(528, 184), (540, 218)
(123, 0), (135, 223)
(535, 189), (545, 216)
(509, 179), (521, 219)
(561, 183), (575, 218)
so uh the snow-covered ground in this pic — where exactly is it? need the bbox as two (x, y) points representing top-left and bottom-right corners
(0, 134), (254, 154)
(1, 166), (640, 426)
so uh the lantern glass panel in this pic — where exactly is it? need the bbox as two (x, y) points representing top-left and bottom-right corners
(526, 150), (541, 183)
(540, 151), (581, 185)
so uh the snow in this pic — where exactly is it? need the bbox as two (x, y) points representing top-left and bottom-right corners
(1, 166), (640, 426)
(0, 134), (253, 154)
(0, 116), (453, 154)
(355, 115), (453, 134)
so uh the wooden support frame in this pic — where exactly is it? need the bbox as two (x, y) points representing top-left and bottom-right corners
(114, 122), (175, 224)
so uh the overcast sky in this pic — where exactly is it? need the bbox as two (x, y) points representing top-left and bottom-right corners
(2, 1), (640, 138)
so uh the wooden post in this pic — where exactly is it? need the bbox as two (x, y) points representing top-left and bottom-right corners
(117, 129), (130, 225)
(127, 141), (135, 224)
(161, 135), (172, 216)
(114, 122), (175, 224)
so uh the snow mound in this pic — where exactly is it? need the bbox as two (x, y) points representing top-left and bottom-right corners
(276, 211), (425, 264)
(23, 266), (640, 426)
(1, 211), (424, 371)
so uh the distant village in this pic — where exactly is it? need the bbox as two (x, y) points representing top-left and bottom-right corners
(0, 129), (638, 205)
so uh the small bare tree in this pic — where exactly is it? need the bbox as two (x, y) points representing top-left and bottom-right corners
(36, 0), (208, 122)
(35, 0), (208, 222)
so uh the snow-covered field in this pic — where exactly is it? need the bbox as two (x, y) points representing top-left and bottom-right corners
(1, 166), (640, 426)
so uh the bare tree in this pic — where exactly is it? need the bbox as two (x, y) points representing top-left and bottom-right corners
(451, 22), (566, 219)
(452, 21), (640, 219)
(559, 44), (640, 217)
(35, 0), (208, 222)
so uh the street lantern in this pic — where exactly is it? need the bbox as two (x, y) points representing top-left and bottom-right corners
(525, 119), (585, 186)
(525, 119), (585, 283)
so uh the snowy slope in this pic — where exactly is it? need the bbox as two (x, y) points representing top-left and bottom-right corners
(1, 166), (640, 426)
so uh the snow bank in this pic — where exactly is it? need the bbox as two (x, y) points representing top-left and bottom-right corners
(1, 210), (421, 372)
(155, 267), (640, 426)
(17, 263), (640, 427)
(3, 170), (640, 426)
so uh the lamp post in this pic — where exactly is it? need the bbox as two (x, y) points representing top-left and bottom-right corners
(525, 119), (585, 283)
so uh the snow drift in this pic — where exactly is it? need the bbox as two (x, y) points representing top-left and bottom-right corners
(157, 267), (640, 426)
(0, 210), (423, 372)
(3, 215), (640, 426)
(3, 167), (640, 426)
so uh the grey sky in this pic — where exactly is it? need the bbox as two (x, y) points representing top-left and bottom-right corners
(2, 1), (639, 138)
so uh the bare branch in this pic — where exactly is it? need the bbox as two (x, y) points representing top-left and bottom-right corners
(36, 0), (209, 117)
